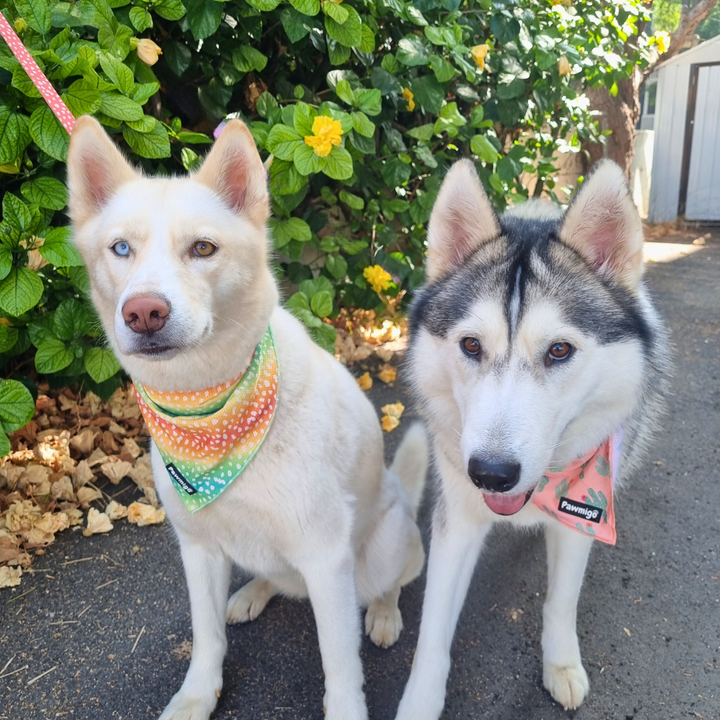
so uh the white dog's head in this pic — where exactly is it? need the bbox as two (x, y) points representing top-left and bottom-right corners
(67, 117), (277, 391)
(410, 160), (653, 516)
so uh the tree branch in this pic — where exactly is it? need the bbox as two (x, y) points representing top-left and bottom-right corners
(646, 0), (720, 76)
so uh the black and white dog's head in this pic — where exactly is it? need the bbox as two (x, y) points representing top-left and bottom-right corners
(409, 160), (657, 516)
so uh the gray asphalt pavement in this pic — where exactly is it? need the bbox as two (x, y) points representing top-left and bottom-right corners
(1, 236), (718, 720)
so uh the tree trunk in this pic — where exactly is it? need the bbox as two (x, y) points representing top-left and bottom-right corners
(584, 68), (643, 178)
(583, 0), (719, 177)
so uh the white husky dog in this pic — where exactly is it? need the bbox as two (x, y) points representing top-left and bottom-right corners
(67, 116), (427, 720)
(395, 159), (668, 719)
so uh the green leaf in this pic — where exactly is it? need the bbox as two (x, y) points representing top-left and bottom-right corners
(247, 0), (281, 9)
(99, 52), (135, 95)
(469, 104), (485, 127)
(311, 290), (333, 318)
(359, 24), (376, 53)
(122, 122), (171, 159)
(164, 41), (192, 76)
(354, 88), (382, 116)
(232, 46), (268, 74)
(323, 0), (348, 23)
(2, 194), (33, 232)
(497, 154), (523, 181)
(471, 134), (500, 163)
(132, 82), (160, 105)
(0, 246), (12, 281)
(0, 268), (44, 317)
(406, 124), (435, 142)
(287, 217), (312, 241)
(269, 159), (306, 196)
(0, 109), (31, 165)
(154, 0), (186, 20)
(0, 432), (9, 457)
(293, 142), (325, 175)
(39, 227), (84, 268)
(497, 78), (526, 100)
(186, 0), (223, 41)
(181, 147), (201, 172)
(53, 298), (92, 340)
(339, 190), (364, 210)
(293, 102), (316, 137)
(257, 93), (279, 119)
(310, 323), (336, 353)
(397, 36), (431, 66)
(97, 23), (133, 59)
(126, 115), (157, 133)
(21, 177), (68, 211)
(382, 157), (411, 187)
(100, 92), (144, 121)
(16, 0), (51, 35)
(12, 67), (42, 99)
(0, 379), (35, 434)
(351, 111), (375, 138)
(323, 146), (353, 180)
(84, 346), (121, 383)
(281, 7), (311, 43)
(266, 124), (303, 161)
(129, 6), (152, 31)
(29, 106), (69, 162)
(0, 324), (18, 354)
(411, 75), (444, 114)
(324, 254), (347, 279)
(325, 5), (362, 47)
(430, 54), (456, 83)
(335, 80), (355, 105)
(35, 338), (74, 374)
(64, 79), (103, 116)
(414, 143), (437, 169)
(288, 0), (320, 16)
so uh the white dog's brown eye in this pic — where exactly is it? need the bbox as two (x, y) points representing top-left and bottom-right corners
(193, 240), (216, 257)
(546, 341), (573, 366)
(461, 337), (482, 358)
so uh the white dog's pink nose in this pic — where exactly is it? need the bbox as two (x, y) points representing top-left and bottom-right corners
(122, 295), (169, 334)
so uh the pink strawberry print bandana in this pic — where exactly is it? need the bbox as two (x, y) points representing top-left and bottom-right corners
(531, 431), (623, 545)
(134, 328), (279, 513)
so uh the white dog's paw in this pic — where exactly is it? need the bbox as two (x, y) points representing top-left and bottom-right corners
(364, 599), (403, 649)
(543, 661), (590, 710)
(158, 691), (218, 720)
(226, 578), (275, 624)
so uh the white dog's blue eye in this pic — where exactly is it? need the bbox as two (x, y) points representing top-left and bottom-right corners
(112, 241), (130, 257)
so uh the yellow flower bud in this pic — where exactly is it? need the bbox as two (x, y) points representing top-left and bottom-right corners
(14, 17), (28, 33)
(558, 55), (571, 76)
(137, 39), (163, 67)
(402, 87), (415, 112)
(471, 44), (489, 72)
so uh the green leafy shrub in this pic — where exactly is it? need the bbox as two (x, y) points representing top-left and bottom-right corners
(0, 0), (657, 402)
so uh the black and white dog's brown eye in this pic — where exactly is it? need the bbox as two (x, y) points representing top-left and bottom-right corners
(193, 240), (217, 257)
(461, 337), (482, 358)
(546, 341), (573, 366)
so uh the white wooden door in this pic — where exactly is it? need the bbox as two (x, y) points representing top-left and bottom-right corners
(686, 65), (720, 221)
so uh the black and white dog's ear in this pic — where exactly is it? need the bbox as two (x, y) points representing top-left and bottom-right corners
(560, 160), (644, 291)
(426, 159), (500, 282)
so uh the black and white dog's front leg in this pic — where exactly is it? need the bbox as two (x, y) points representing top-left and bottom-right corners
(395, 499), (491, 720)
(159, 537), (231, 720)
(542, 521), (593, 710)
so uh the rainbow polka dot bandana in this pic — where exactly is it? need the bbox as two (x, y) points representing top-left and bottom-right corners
(134, 329), (279, 513)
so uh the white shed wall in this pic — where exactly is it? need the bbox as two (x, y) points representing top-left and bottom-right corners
(648, 64), (690, 223)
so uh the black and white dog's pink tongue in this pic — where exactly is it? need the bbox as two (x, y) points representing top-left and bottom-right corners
(483, 492), (528, 516)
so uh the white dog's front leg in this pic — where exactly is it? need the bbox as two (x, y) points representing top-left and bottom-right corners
(160, 539), (231, 720)
(542, 522), (593, 710)
(395, 501), (490, 720)
(301, 549), (367, 720)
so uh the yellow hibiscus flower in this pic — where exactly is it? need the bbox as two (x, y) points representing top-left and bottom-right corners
(471, 44), (489, 71)
(402, 88), (416, 111)
(363, 265), (393, 293)
(137, 39), (163, 66)
(304, 116), (343, 158)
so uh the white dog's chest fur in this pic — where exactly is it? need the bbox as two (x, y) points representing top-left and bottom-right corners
(151, 307), (385, 578)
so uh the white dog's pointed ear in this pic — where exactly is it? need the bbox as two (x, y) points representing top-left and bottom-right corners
(195, 119), (269, 227)
(426, 159), (500, 281)
(67, 115), (138, 224)
(560, 160), (644, 290)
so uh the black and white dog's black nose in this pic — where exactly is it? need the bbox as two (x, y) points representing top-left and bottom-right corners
(467, 458), (521, 493)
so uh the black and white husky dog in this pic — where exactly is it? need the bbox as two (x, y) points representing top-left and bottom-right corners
(395, 159), (669, 719)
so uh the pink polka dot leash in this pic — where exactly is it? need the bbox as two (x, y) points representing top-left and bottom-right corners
(0, 11), (76, 135)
